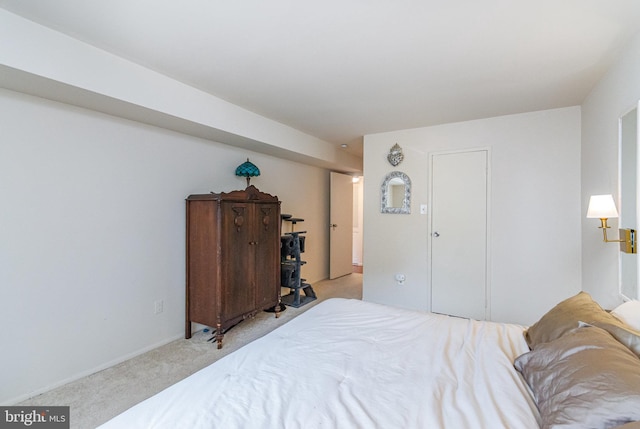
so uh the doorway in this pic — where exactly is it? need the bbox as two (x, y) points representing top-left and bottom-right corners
(329, 171), (354, 279)
(328, 172), (364, 278)
(430, 149), (489, 320)
(352, 176), (364, 273)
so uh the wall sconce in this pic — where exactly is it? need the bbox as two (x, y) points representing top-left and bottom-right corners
(586, 194), (636, 254)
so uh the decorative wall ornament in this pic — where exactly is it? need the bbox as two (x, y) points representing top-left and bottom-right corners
(387, 143), (404, 166)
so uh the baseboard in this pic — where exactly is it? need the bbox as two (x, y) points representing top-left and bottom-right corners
(7, 333), (184, 405)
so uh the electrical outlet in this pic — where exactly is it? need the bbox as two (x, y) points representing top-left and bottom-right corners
(154, 300), (164, 314)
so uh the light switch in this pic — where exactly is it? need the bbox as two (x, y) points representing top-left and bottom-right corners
(420, 204), (427, 215)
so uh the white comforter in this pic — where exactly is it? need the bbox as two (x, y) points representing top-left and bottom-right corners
(100, 298), (540, 428)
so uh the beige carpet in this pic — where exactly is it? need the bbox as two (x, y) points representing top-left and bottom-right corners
(18, 274), (362, 429)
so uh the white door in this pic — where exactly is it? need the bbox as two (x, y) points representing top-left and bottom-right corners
(430, 150), (488, 320)
(330, 171), (354, 279)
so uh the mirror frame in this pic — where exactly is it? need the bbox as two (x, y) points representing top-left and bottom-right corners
(381, 171), (411, 214)
(619, 102), (639, 300)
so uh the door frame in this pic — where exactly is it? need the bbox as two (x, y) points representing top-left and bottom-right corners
(428, 147), (492, 320)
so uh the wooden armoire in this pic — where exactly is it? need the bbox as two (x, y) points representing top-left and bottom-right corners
(185, 186), (281, 348)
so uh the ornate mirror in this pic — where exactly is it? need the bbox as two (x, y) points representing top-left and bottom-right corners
(381, 171), (411, 214)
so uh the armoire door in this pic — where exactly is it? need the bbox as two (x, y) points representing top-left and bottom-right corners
(430, 150), (488, 320)
(253, 202), (280, 308)
(221, 201), (255, 320)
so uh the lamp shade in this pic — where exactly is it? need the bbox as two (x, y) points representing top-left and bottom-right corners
(235, 158), (260, 187)
(586, 194), (619, 218)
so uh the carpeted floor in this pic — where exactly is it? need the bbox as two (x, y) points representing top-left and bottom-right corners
(18, 274), (362, 429)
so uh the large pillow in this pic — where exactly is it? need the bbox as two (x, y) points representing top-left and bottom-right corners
(612, 300), (640, 331)
(515, 325), (640, 429)
(524, 292), (621, 349)
(591, 320), (640, 358)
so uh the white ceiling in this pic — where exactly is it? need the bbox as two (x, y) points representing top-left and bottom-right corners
(2, 0), (640, 157)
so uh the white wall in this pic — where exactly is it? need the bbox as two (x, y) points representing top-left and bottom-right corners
(581, 32), (640, 309)
(363, 107), (582, 325)
(0, 89), (331, 404)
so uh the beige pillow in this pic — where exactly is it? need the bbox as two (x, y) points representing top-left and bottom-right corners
(615, 423), (640, 429)
(524, 291), (621, 349)
(515, 325), (640, 429)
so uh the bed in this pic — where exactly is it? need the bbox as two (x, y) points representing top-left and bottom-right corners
(99, 295), (640, 429)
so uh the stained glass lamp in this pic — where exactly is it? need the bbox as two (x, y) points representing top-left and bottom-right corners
(235, 158), (260, 187)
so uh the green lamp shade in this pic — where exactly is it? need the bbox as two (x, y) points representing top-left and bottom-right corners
(235, 158), (260, 186)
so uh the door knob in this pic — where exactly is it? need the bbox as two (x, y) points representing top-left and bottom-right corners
(433, 232), (440, 237)
(330, 223), (338, 230)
